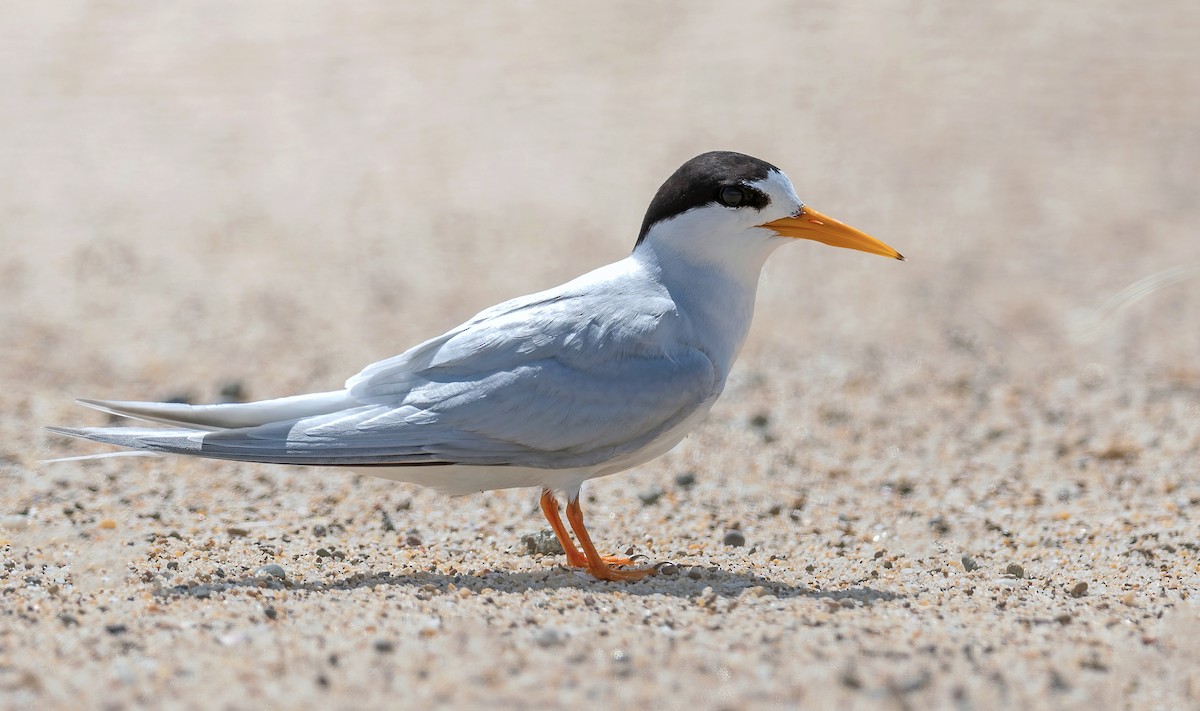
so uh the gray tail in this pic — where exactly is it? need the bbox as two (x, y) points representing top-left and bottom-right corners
(45, 425), (209, 458)
(44, 391), (352, 465)
(74, 390), (354, 430)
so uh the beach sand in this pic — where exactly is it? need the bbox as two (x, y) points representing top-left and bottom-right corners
(3, 3), (1199, 708)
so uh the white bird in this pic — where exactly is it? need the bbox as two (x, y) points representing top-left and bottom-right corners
(49, 151), (903, 581)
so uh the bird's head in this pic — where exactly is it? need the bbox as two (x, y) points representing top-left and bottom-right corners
(635, 151), (903, 271)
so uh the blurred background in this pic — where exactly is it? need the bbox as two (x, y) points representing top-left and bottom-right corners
(2, 4), (1200, 707)
(4, 2), (1198, 418)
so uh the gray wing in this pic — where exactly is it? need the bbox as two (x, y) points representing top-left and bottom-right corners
(57, 286), (719, 469)
(312, 287), (718, 468)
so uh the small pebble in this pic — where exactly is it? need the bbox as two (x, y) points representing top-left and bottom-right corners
(1121, 591), (1136, 606)
(722, 530), (746, 547)
(1055, 613), (1072, 625)
(534, 629), (567, 647)
(316, 548), (332, 558)
(1005, 563), (1025, 579)
(961, 556), (979, 572)
(106, 624), (128, 635)
(674, 472), (696, 488)
(520, 530), (564, 556)
(637, 488), (664, 506)
(264, 606), (278, 620)
(217, 380), (246, 402)
(219, 632), (251, 646)
(254, 564), (287, 579)
(686, 568), (703, 580)
(226, 526), (250, 537)
(98, 519), (117, 530)
(374, 639), (395, 654)
(1070, 581), (1088, 598)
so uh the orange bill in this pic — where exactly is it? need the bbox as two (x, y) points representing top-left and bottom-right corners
(764, 207), (904, 260)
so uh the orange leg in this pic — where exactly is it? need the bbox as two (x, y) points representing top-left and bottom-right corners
(539, 489), (589, 568)
(564, 496), (654, 582)
(539, 489), (642, 574)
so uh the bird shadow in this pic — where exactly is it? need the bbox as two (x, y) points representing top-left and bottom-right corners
(159, 564), (904, 604)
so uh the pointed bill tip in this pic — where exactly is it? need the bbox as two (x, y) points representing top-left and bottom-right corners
(763, 207), (903, 261)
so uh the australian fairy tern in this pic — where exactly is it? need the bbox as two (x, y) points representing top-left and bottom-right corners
(48, 151), (903, 581)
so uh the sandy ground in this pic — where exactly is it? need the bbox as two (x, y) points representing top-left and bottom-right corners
(3, 2), (1200, 709)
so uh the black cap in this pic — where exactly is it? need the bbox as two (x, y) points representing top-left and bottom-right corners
(636, 151), (781, 246)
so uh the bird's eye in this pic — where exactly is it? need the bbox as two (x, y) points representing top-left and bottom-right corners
(718, 185), (745, 207)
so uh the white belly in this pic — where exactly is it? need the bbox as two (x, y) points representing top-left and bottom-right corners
(352, 463), (595, 496)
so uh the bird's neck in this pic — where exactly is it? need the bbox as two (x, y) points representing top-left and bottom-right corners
(632, 235), (780, 376)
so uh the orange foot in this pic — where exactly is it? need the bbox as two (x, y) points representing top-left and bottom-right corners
(585, 560), (655, 582)
(566, 551), (641, 572)
(538, 489), (655, 582)
(596, 555), (637, 567)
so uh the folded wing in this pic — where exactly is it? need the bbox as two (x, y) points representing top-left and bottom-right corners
(55, 283), (718, 470)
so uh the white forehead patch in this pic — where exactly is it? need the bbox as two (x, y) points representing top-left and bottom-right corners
(750, 170), (803, 217)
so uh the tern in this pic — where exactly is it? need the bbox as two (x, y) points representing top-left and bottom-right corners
(49, 151), (903, 581)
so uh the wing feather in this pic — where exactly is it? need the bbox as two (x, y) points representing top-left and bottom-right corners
(55, 262), (721, 471)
